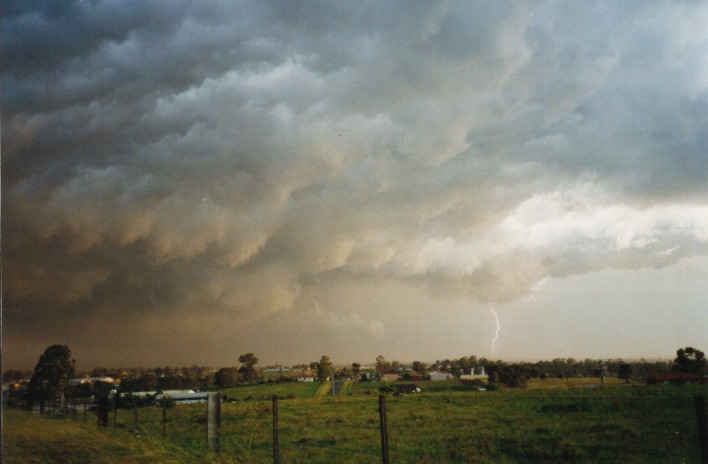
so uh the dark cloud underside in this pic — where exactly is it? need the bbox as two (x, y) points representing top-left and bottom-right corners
(3, 1), (707, 368)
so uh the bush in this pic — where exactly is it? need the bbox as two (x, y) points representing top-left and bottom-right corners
(117, 393), (155, 409)
(157, 396), (176, 409)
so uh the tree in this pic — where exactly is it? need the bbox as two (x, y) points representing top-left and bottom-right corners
(215, 367), (239, 388)
(412, 361), (428, 375)
(28, 345), (74, 409)
(673, 347), (706, 375)
(390, 361), (401, 373)
(120, 373), (157, 392)
(503, 365), (530, 388)
(618, 363), (632, 381)
(317, 356), (333, 381)
(375, 355), (391, 375)
(487, 363), (528, 388)
(351, 363), (361, 378)
(238, 353), (260, 383)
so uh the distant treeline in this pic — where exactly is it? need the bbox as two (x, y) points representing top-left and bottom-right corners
(427, 356), (670, 379)
(4, 357), (671, 392)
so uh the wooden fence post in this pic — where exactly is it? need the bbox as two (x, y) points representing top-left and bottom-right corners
(696, 395), (707, 464)
(272, 395), (279, 464)
(133, 396), (138, 433)
(96, 394), (109, 428)
(113, 392), (118, 428)
(162, 398), (167, 438)
(379, 395), (390, 464)
(207, 392), (221, 453)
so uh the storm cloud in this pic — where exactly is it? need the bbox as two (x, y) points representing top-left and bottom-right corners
(3, 1), (707, 368)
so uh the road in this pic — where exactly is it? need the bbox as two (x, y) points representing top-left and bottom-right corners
(330, 380), (343, 396)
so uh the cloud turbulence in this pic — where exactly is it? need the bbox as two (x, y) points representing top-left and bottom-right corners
(3, 1), (707, 369)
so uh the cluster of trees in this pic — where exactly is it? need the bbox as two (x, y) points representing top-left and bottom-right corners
(372, 356), (426, 376)
(120, 372), (200, 392)
(361, 349), (706, 388)
(121, 353), (265, 391)
(421, 356), (674, 380)
(213, 353), (261, 388)
(673, 347), (706, 375)
(7, 347), (268, 410)
(2, 369), (32, 384)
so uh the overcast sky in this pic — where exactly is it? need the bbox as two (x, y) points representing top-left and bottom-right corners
(3, 1), (707, 370)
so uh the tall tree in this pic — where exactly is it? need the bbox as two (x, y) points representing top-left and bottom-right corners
(238, 353), (260, 383)
(351, 362), (361, 379)
(618, 363), (632, 381)
(375, 355), (390, 375)
(28, 345), (74, 408)
(673, 347), (706, 375)
(317, 355), (333, 381)
(412, 361), (428, 375)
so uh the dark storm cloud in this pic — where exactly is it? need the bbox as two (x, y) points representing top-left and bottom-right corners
(2, 1), (707, 367)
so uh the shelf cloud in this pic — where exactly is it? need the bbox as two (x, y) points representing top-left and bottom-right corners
(3, 1), (707, 368)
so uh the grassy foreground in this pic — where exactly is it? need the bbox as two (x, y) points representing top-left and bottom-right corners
(2, 408), (227, 464)
(4, 381), (705, 463)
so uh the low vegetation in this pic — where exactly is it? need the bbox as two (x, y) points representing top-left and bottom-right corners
(5, 380), (704, 463)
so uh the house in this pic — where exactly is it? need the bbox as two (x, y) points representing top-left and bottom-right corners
(428, 372), (451, 381)
(380, 373), (400, 382)
(295, 375), (314, 382)
(646, 372), (704, 386)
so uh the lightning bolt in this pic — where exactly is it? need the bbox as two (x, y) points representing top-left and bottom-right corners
(490, 305), (500, 354)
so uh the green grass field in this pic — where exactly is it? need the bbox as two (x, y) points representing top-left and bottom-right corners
(218, 380), (321, 400)
(4, 380), (705, 463)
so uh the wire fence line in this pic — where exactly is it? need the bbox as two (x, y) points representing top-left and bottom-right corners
(14, 387), (708, 462)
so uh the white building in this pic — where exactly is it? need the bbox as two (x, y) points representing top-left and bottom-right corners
(460, 366), (489, 381)
(429, 372), (451, 381)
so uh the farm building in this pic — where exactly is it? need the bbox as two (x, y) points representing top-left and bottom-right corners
(460, 366), (488, 381)
(380, 373), (400, 382)
(156, 390), (208, 403)
(646, 372), (704, 386)
(264, 367), (291, 374)
(123, 390), (208, 404)
(428, 372), (452, 381)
